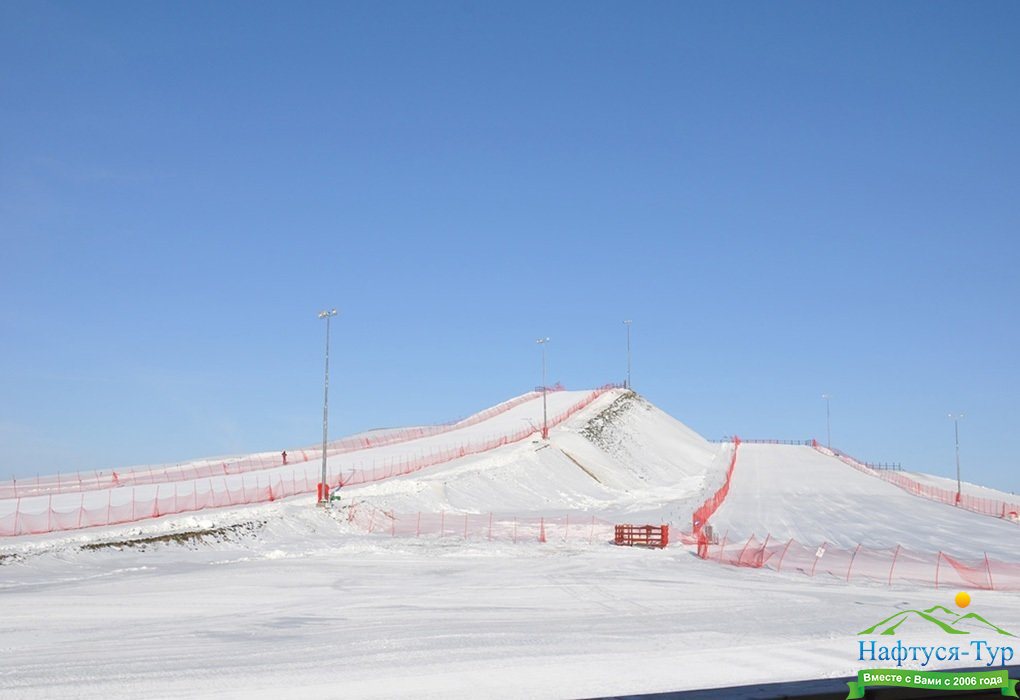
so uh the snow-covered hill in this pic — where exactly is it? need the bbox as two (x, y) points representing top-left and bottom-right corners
(343, 390), (729, 520)
(3, 388), (1020, 699)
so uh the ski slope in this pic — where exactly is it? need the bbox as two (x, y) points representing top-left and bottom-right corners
(4, 390), (1020, 699)
(709, 443), (1020, 561)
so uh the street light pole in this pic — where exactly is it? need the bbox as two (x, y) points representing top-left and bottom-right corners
(949, 413), (964, 505)
(536, 337), (550, 439)
(623, 320), (632, 390)
(822, 394), (831, 448)
(318, 308), (338, 504)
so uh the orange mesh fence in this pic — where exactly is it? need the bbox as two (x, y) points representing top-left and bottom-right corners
(0, 390), (559, 499)
(692, 437), (740, 536)
(813, 442), (1020, 523)
(343, 502), (617, 545)
(334, 386), (618, 489)
(0, 385), (620, 537)
(698, 532), (1020, 590)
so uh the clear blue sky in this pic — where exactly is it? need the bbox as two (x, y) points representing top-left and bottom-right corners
(2, 2), (1018, 491)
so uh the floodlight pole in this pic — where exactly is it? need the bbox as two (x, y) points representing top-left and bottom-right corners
(318, 308), (338, 504)
(822, 394), (831, 448)
(949, 413), (963, 505)
(623, 320), (632, 390)
(536, 338), (550, 439)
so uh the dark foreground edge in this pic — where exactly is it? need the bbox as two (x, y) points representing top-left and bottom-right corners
(595, 664), (1020, 700)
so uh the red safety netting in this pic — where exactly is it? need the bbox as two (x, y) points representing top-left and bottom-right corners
(333, 385), (620, 489)
(813, 442), (1020, 523)
(697, 531), (1020, 590)
(0, 389), (562, 499)
(343, 502), (617, 545)
(692, 437), (740, 536)
(0, 385), (621, 537)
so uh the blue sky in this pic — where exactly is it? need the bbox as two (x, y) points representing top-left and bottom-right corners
(2, 2), (1018, 491)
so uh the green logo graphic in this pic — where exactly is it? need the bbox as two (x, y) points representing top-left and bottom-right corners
(860, 605), (1015, 637)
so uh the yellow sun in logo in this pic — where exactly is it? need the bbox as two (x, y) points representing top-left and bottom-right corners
(955, 591), (971, 608)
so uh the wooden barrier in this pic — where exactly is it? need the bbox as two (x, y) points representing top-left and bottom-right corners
(614, 524), (669, 548)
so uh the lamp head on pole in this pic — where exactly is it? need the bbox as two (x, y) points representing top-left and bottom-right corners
(318, 308), (338, 319)
(536, 337), (549, 345)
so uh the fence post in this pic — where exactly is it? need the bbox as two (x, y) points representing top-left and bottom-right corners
(416, 512), (421, 537)
(935, 551), (942, 590)
(539, 517), (546, 543)
(810, 542), (827, 578)
(564, 514), (569, 543)
(846, 544), (862, 582)
(888, 545), (901, 587)
(985, 552), (995, 591)
(756, 533), (771, 567)
(776, 538), (794, 573)
(440, 511), (445, 537)
(589, 515), (595, 545)
(463, 514), (468, 540)
(488, 513), (493, 541)
(737, 533), (755, 565)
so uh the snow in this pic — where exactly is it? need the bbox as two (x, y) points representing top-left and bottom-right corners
(711, 444), (1020, 560)
(345, 391), (729, 521)
(3, 389), (1020, 698)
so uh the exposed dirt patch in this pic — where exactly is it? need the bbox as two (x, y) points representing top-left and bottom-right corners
(79, 520), (266, 552)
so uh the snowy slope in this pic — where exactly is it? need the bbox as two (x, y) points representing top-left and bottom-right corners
(1, 389), (630, 537)
(0, 389), (727, 548)
(343, 391), (730, 522)
(709, 444), (1020, 560)
(5, 391), (1020, 699)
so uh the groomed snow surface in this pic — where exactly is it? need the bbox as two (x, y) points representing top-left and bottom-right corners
(2, 389), (1020, 699)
